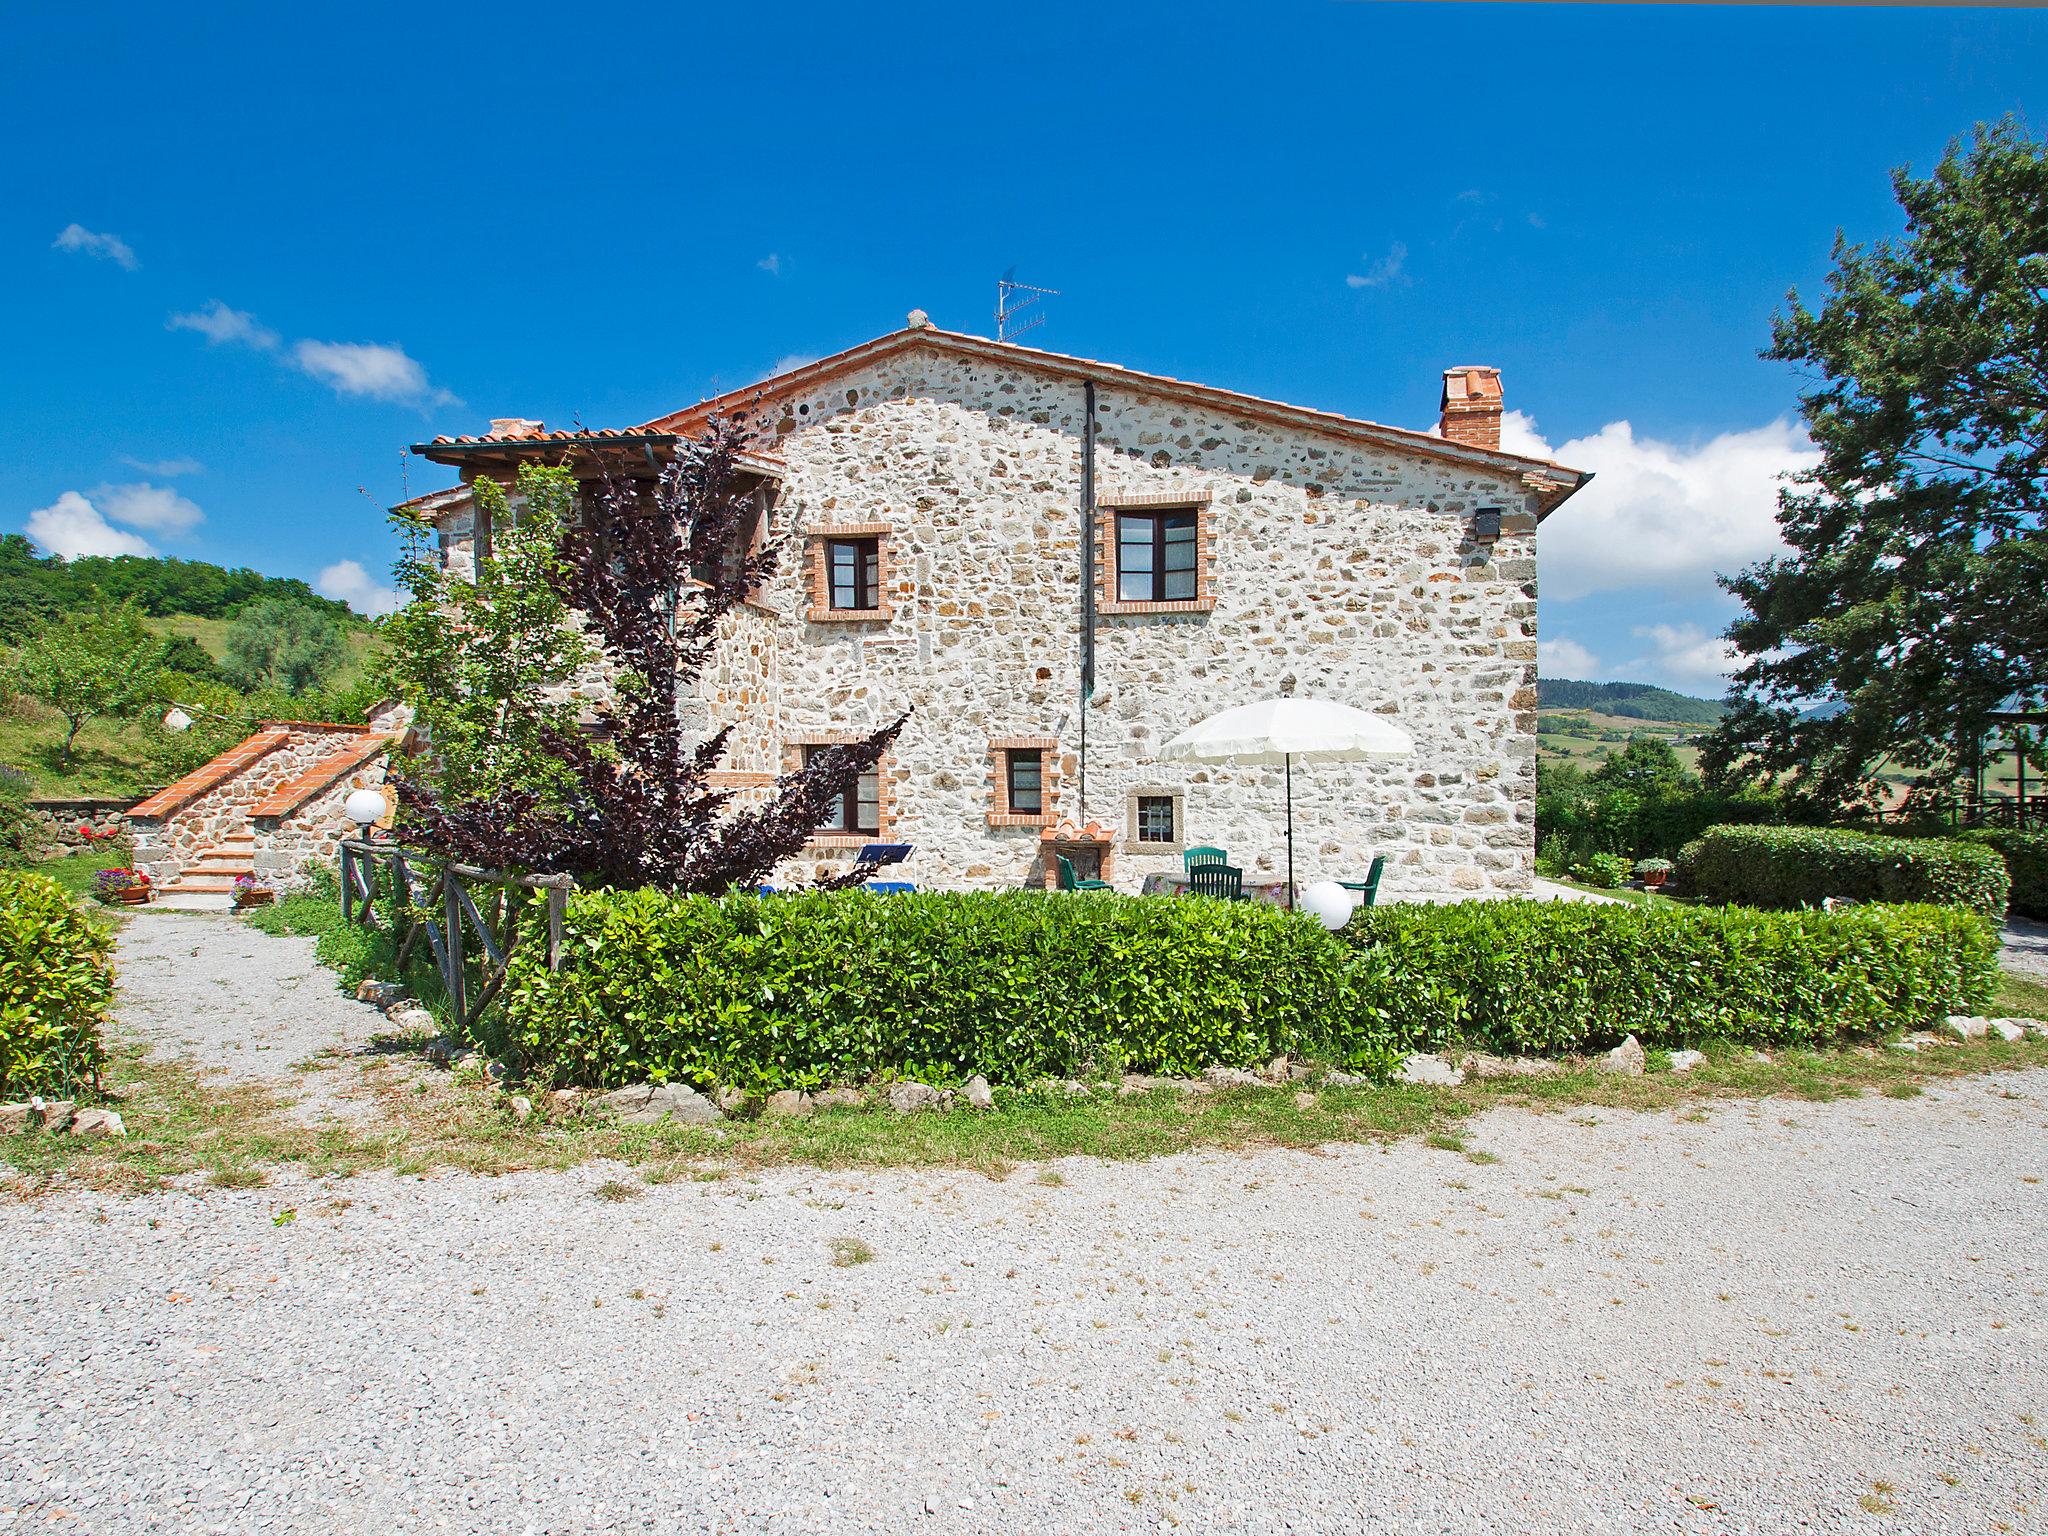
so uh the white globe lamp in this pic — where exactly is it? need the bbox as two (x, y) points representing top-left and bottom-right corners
(1299, 879), (1357, 932)
(344, 788), (388, 831)
(162, 707), (193, 733)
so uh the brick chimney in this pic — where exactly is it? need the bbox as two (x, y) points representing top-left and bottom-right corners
(1438, 367), (1503, 450)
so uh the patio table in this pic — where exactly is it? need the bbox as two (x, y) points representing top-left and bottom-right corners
(1140, 869), (1293, 908)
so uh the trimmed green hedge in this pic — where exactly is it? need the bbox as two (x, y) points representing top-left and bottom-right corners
(1344, 899), (1997, 1055)
(1677, 825), (2009, 918)
(501, 888), (1998, 1090)
(505, 889), (1396, 1090)
(1955, 829), (2047, 920)
(0, 871), (113, 1098)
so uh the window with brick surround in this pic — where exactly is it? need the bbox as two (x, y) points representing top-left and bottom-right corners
(987, 736), (1058, 827)
(806, 523), (895, 622)
(1096, 493), (1216, 617)
(804, 744), (880, 834)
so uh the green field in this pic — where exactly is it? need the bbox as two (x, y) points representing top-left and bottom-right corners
(1, 614), (385, 800)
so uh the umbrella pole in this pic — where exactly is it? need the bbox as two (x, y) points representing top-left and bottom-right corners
(1285, 752), (1295, 909)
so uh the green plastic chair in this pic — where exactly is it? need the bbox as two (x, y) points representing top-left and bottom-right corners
(1183, 845), (1227, 873)
(1187, 862), (1244, 901)
(1056, 854), (1112, 893)
(1339, 855), (1387, 908)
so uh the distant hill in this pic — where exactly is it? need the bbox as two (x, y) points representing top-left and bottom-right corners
(0, 534), (354, 642)
(1537, 678), (1729, 725)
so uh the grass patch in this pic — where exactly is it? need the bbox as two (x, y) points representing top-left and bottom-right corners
(9, 1025), (2047, 1195)
(827, 1236), (873, 1267)
(1994, 969), (2048, 1017)
(1542, 877), (1682, 908)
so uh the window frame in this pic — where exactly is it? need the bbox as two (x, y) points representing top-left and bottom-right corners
(826, 537), (880, 611)
(1096, 492), (1216, 618)
(1124, 786), (1186, 853)
(802, 743), (881, 836)
(1115, 510), (1199, 604)
(806, 523), (896, 623)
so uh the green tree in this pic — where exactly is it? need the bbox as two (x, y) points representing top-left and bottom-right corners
(1705, 120), (2048, 812)
(1590, 735), (1694, 794)
(219, 599), (347, 696)
(9, 601), (167, 765)
(380, 464), (593, 804)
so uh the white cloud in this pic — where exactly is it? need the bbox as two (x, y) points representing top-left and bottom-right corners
(52, 223), (138, 271)
(122, 455), (203, 477)
(1628, 623), (1739, 689)
(1537, 637), (1599, 677)
(315, 559), (401, 618)
(1345, 241), (1408, 290)
(1506, 411), (1817, 603)
(24, 491), (156, 560)
(92, 481), (204, 535)
(293, 340), (456, 406)
(167, 301), (280, 350)
(757, 253), (782, 276)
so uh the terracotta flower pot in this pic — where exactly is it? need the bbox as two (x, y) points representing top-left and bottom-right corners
(116, 886), (152, 906)
(233, 889), (276, 909)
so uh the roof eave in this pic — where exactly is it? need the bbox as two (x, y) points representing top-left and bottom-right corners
(640, 325), (1591, 501)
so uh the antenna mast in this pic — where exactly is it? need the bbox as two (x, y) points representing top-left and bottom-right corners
(995, 268), (1058, 344)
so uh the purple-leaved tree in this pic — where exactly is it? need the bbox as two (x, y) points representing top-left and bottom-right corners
(392, 415), (903, 890)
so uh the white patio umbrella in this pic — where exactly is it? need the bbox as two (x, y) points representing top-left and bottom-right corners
(1160, 697), (1414, 906)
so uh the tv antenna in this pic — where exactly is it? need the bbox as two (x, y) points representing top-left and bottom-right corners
(995, 268), (1058, 344)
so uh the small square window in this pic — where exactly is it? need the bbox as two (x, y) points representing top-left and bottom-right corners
(804, 745), (879, 834)
(1116, 511), (1197, 603)
(827, 538), (880, 610)
(1136, 795), (1176, 844)
(1005, 750), (1043, 816)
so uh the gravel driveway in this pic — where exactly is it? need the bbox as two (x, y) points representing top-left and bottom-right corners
(2004, 915), (2048, 980)
(6, 1071), (2044, 1534)
(109, 910), (406, 1123)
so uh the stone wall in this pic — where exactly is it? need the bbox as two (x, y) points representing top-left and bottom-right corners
(738, 350), (1540, 901)
(25, 799), (135, 859)
(430, 344), (1543, 901)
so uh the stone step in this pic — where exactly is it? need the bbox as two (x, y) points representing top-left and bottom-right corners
(164, 875), (244, 893)
(220, 831), (256, 844)
(149, 891), (234, 912)
(189, 850), (256, 870)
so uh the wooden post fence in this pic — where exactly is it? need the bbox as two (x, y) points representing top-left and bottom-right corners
(338, 839), (572, 1035)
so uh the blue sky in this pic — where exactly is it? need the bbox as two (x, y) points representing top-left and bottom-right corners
(7, 1), (2044, 693)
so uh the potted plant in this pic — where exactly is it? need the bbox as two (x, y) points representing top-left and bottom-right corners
(92, 868), (152, 906)
(1634, 857), (1674, 889)
(232, 874), (275, 909)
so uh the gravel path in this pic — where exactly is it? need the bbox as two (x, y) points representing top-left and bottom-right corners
(6, 1072), (2044, 1534)
(109, 910), (405, 1123)
(2004, 915), (2048, 981)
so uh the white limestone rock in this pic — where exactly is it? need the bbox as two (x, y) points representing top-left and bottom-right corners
(1597, 1036), (1647, 1078)
(1393, 1054), (1464, 1088)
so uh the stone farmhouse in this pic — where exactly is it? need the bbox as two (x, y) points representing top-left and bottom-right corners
(404, 316), (1589, 901)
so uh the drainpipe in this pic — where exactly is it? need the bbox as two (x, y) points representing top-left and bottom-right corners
(1079, 381), (1097, 822)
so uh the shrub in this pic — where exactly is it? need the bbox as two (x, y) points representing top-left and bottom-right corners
(1677, 825), (2009, 918)
(1955, 829), (2047, 920)
(0, 871), (113, 1097)
(504, 889), (1405, 1090)
(1569, 853), (1633, 889)
(1344, 899), (1997, 1055)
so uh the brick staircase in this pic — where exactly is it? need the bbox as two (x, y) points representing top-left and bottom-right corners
(128, 710), (405, 909)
